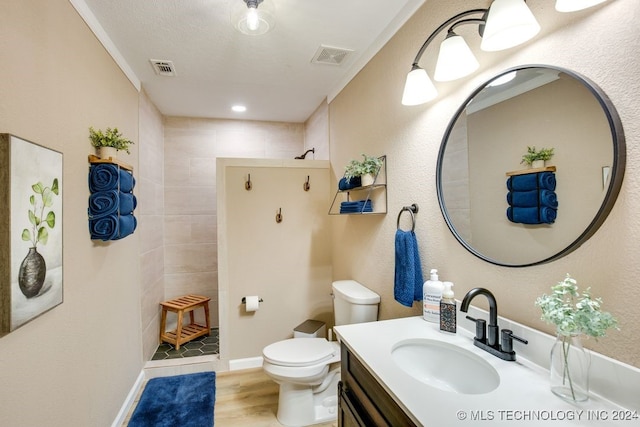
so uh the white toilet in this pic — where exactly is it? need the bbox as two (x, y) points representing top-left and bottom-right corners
(262, 280), (380, 426)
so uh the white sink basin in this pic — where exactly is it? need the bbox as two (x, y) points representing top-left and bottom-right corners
(391, 338), (500, 394)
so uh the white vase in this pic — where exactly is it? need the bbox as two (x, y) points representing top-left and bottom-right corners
(532, 159), (545, 168)
(550, 333), (590, 402)
(360, 173), (375, 187)
(98, 146), (117, 160)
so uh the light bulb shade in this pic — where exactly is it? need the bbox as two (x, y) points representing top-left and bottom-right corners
(231, 0), (275, 35)
(555, 0), (606, 12)
(481, 0), (541, 52)
(402, 67), (438, 106)
(434, 34), (480, 82)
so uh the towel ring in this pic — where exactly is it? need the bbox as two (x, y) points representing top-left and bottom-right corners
(397, 204), (419, 232)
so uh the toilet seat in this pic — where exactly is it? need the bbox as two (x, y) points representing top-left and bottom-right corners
(263, 338), (337, 367)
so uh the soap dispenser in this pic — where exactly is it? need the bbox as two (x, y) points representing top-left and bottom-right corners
(423, 269), (443, 323)
(440, 281), (456, 333)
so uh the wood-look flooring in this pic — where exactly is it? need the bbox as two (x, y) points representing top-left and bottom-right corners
(124, 368), (337, 427)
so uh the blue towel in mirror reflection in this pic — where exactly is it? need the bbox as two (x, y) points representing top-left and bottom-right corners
(507, 189), (558, 208)
(506, 171), (556, 191)
(394, 230), (424, 307)
(507, 206), (557, 224)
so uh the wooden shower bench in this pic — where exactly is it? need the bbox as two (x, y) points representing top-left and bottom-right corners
(159, 294), (211, 350)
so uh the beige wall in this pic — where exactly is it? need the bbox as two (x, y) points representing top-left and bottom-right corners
(329, 0), (640, 368)
(163, 117), (306, 329)
(304, 100), (330, 160)
(217, 159), (332, 360)
(138, 90), (165, 360)
(0, 0), (144, 425)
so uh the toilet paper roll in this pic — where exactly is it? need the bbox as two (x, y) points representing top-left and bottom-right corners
(244, 295), (260, 312)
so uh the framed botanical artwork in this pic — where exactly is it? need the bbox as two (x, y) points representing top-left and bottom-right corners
(0, 134), (63, 335)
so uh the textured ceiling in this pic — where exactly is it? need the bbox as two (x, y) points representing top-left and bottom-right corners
(77, 0), (426, 123)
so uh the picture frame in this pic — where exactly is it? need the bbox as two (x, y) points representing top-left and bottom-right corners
(0, 134), (63, 336)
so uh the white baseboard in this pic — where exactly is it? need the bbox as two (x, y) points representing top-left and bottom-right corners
(229, 356), (263, 371)
(111, 370), (145, 427)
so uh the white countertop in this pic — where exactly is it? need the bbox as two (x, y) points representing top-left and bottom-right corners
(335, 316), (635, 426)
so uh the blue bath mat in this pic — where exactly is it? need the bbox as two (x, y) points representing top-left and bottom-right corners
(129, 371), (216, 427)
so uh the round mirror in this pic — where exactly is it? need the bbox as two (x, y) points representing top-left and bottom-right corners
(437, 65), (625, 267)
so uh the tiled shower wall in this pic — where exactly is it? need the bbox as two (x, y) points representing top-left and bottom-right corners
(138, 91), (166, 360)
(163, 117), (305, 328)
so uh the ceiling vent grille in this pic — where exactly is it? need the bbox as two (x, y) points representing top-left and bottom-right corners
(150, 59), (177, 76)
(311, 45), (353, 66)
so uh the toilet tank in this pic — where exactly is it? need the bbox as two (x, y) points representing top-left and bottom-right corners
(332, 280), (380, 326)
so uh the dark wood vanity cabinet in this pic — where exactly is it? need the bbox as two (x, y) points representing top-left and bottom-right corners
(338, 343), (418, 427)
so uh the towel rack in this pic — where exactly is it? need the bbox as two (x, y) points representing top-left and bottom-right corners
(397, 203), (419, 231)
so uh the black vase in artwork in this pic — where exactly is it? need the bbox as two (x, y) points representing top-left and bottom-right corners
(18, 247), (46, 298)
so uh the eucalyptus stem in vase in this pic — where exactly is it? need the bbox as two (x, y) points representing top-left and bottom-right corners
(535, 274), (618, 402)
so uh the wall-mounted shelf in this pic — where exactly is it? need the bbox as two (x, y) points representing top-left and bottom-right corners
(329, 155), (387, 215)
(506, 165), (556, 176)
(88, 154), (133, 171)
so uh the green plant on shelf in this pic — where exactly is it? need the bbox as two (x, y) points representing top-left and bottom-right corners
(89, 126), (135, 154)
(344, 154), (383, 183)
(521, 146), (554, 166)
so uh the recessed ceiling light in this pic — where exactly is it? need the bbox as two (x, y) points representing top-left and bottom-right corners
(232, 105), (247, 112)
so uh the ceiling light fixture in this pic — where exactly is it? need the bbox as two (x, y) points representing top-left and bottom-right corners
(232, 105), (247, 112)
(402, 0), (606, 106)
(232, 0), (275, 36)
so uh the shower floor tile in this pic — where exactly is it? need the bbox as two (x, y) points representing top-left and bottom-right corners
(152, 328), (219, 360)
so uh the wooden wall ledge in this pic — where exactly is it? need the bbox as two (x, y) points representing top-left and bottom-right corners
(88, 154), (133, 172)
(506, 165), (556, 176)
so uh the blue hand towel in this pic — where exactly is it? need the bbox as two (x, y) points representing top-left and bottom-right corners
(89, 214), (137, 240)
(507, 206), (557, 224)
(89, 164), (135, 193)
(507, 189), (558, 208)
(506, 172), (556, 191)
(339, 176), (361, 190)
(394, 230), (424, 307)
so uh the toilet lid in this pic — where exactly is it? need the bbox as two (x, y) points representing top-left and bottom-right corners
(263, 338), (336, 367)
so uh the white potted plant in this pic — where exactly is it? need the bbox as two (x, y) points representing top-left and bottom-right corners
(89, 126), (134, 160)
(535, 274), (617, 402)
(344, 154), (383, 187)
(521, 146), (554, 168)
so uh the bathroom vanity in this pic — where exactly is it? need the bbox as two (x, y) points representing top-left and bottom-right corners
(335, 316), (638, 426)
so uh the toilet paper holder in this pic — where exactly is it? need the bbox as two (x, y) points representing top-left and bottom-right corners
(241, 297), (264, 304)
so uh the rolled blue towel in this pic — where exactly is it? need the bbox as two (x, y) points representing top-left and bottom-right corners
(88, 190), (119, 216)
(507, 189), (558, 208)
(119, 192), (137, 215)
(113, 214), (137, 240)
(89, 164), (135, 192)
(507, 206), (557, 224)
(89, 214), (137, 241)
(394, 230), (424, 307)
(506, 172), (556, 191)
(89, 214), (119, 240)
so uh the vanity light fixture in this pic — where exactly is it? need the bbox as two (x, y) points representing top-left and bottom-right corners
(402, 0), (606, 106)
(402, 1), (539, 106)
(232, 0), (275, 36)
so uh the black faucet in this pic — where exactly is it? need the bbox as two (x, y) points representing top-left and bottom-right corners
(460, 287), (528, 361)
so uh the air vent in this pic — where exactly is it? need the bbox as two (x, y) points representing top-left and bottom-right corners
(149, 59), (177, 76)
(311, 45), (353, 66)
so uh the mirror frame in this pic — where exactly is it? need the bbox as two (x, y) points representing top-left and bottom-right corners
(436, 64), (626, 267)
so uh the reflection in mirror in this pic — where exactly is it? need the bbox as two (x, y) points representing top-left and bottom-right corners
(437, 65), (625, 267)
